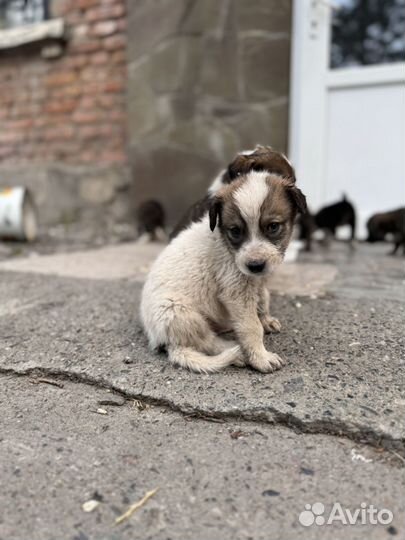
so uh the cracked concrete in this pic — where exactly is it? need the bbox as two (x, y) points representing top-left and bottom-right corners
(1, 374), (404, 540)
(0, 241), (404, 539)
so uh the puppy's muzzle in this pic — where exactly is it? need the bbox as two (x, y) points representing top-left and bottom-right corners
(246, 260), (266, 274)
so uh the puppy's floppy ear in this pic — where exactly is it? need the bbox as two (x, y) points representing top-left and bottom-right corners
(287, 184), (307, 214)
(209, 196), (222, 231)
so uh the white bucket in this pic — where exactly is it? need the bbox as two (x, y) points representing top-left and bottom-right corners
(0, 187), (38, 242)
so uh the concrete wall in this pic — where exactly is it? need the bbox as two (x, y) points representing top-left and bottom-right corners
(127, 0), (292, 224)
(0, 0), (129, 225)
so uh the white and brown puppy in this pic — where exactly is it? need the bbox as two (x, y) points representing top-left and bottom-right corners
(170, 145), (295, 239)
(140, 171), (307, 374)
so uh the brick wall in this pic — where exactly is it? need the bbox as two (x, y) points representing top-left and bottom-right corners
(0, 0), (129, 224)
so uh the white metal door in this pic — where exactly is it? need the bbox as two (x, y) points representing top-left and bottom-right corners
(289, 0), (405, 238)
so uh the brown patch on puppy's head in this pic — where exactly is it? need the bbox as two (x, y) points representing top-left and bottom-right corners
(225, 145), (296, 184)
(211, 172), (306, 276)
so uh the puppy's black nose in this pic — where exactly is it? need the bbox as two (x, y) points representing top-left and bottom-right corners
(247, 260), (266, 274)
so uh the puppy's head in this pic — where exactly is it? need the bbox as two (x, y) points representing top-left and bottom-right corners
(225, 145), (296, 184)
(210, 171), (306, 277)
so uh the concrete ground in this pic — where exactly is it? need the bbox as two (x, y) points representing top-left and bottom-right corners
(0, 239), (404, 540)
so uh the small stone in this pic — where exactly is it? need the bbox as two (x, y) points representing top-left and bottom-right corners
(82, 499), (100, 512)
(295, 302), (302, 308)
(300, 467), (314, 476)
(96, 408), (108, 415)
(262, 489), (280, 497)
(210, 507), (223, 518)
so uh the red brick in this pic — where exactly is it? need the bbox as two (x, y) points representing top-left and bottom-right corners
(0, 94), (14, 106)
(0, 131), (26, 144)
(115, 18), (127, 32)
(64, 54), (89, 69)
(81, 81), (103, 94)
(77, 0), (99, 8)
(33, 117), (48, 128)
(70, 39), (101, 54)
(57, 84), (82, 97)
(72, 24), (90, 39)
(78, 96), (98, 109)
(46, 71), (78, 87)
(97, 94), (116, 108)
(85, 4), (125, 22)
(104, 81), (124, 93)
(110, 49), (126, 64)
(73, 111), (100, 124)
(90, 51), (110, 65)
(6, 119), (34, 130)
(79, 126), (101, 140)
(108, 110), (126, 122)
(108, 136), (126, 149)
(79, 123), (120, 139)
(80, 67), (110, 82)
(103, 35), (126, 51)
(101, 150), (126, 163)
(45, 100), (77, 114)
(79, 151), (98, 163)
(65, 9), (83, 26)
(43, 126), (75, 141)
(91, 20), (117, 37)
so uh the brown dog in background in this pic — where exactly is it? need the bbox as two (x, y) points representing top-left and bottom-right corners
(367, 207), (405, 255)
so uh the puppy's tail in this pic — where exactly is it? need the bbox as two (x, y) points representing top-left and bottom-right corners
(167, 345), (241, 374)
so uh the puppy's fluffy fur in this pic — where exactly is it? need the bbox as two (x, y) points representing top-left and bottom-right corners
(141, 171), (306, 373)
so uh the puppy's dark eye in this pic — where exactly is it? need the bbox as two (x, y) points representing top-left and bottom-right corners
(228, 226), (242, 240)
(267, 222), (281, 235)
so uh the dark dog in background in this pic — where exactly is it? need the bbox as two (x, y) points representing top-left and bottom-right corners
(296, 211), (316, 252)
(170, 146), (296, 239)
(298, 195), (356, 250)
(367, 207), (405, 255)
(136, 199), (167, 243)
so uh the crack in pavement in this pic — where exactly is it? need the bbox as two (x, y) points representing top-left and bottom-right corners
(2, 366), (404, 458)
(1, 252), (404, 465)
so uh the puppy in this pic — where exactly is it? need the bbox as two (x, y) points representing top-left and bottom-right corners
(170, 145), (295, 240)
(140, 171), (307, 373)
(296, 210), (316, 252)
(136, 199), (167, 243)
(314, 195), (356, 245)
(367, 207), (405, 255)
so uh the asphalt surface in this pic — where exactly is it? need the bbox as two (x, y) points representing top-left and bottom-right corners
(0, 241), (404, 539)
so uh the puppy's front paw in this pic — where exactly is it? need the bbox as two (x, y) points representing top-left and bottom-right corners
(260, 315), (282, 333)
(248, 351), (286, 373)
